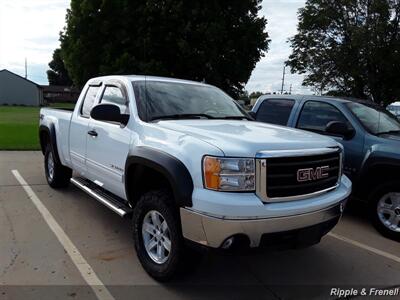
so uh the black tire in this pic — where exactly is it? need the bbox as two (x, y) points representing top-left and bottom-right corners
(369, 182), (400, 242)
(132, 190), (190, 281)
(44, 145), (72, 188)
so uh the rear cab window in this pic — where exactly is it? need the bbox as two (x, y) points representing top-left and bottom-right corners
(81, 85), (101, 117)
(255, 98), (295, 126)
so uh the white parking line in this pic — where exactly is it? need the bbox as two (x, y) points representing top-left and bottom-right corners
(328, 232), (400, 264)
(11, 170), (115, 300)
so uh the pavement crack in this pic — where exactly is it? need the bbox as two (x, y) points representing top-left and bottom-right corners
(0, 194), (21, 279)
(238, 257), (283, 299)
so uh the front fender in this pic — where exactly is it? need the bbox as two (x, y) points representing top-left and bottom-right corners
(125, 147), (194, 207)
(355, 148), (400, 198)
(360, 144), (400, 179)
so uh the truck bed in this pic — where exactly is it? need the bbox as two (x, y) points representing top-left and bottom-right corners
(40, 107), (75, 167)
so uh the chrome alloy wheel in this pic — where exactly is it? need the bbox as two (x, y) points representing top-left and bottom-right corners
(377, 192), (400, 233)
(142, 210), (171, 264)
(47, 151), (55, 180)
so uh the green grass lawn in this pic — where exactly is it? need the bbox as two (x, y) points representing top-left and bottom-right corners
(0, 103), (75, 150)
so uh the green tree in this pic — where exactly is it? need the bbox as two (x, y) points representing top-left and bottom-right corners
(47, 48), (73, 86)
(57, 0), (269, 97)
(287, 0), (400, 104)
(249, 91), (264, 99)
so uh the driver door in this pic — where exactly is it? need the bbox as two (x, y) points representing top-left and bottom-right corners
(296, 100), (364, 180)
(85, 81), (131, 199)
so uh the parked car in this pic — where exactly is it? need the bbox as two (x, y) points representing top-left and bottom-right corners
(387, 102), (400, 120)
(252, 95), (400, 241)
(39, 76), (351, 280)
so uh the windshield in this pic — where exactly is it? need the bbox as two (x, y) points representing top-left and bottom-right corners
(132, 81), (248, 121)
(346, 102), (400, 135)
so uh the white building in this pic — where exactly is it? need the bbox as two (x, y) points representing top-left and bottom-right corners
(0, 69), (44, 106)
(387, 101), (400, 118)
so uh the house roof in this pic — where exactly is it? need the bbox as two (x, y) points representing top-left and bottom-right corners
(40, 85), (80, 93)
(0, 69), (42, 88)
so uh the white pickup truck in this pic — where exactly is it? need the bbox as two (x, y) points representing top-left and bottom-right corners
(39, 75), (351, 280)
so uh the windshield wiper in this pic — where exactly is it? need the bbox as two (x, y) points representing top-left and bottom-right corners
(150, 113), (216, 121)
(377, 130), (400, 135)
(217, 115), (253, 121)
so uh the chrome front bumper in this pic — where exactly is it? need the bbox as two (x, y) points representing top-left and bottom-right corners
(180, 201), (346, 248)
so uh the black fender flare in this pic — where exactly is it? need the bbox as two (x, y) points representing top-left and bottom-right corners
(355, 155), (400, 198)
(39, 124), (61, 165)
(359, 156), (400, 181)
(125, 147), (194, 207)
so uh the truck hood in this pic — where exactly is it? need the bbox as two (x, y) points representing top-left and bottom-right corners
(156, 120), (339, 157)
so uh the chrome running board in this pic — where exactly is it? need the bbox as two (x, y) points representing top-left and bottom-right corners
(71, 177), (132, 218)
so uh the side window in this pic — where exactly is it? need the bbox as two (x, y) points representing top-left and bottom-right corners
(256, 99), (295, 125)
(81, 86), (100, 117)
(100, 86), (128, 114)
(297, 101), (350, 133)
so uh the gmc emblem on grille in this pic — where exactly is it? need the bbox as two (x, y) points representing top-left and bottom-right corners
(297, 166), (329, 182)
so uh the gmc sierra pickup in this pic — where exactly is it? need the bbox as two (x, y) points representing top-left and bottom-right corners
(39, 76), (351, 280)
(252, 95), (400, 241)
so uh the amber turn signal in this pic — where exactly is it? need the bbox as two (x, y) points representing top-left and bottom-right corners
(203, 156), (222, 190)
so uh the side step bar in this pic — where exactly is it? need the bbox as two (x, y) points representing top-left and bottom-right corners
(71, 177), (132, 218)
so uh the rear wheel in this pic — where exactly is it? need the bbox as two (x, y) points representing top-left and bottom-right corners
(44, 145), (72, 188)
(369, 182), (400, 241)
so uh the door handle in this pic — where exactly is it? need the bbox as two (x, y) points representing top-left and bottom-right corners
(88, 130), (98, 137)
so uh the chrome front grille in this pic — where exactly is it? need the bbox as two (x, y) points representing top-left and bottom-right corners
(256, 148), (342, 202)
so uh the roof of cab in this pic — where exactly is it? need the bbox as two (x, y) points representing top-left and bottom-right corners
(260, 94), (373, 105)
(88, 75), (209, 86)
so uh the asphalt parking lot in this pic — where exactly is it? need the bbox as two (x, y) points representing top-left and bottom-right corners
(1, 151), (399, 300)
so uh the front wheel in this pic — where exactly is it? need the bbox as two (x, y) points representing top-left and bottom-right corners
(369, 182), (400, 242)
(132, 190), (186, 281)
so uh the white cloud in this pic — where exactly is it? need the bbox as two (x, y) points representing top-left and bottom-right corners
(0, 0), (69, 83)
(246, 0), (313, 95)
(0, 0), (311, 92)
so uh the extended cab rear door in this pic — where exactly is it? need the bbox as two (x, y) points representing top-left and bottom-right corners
(85, 81), (131, 199)
(254, 98), (298, 126)
(69, 83), (102, 175)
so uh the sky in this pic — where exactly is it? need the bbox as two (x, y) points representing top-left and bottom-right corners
(0, 0), (310, 94)
(246, 0), (311, 94)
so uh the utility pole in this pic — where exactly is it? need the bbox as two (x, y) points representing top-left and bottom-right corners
(280, 65), (286, 94)
(25, 58), (27, 79)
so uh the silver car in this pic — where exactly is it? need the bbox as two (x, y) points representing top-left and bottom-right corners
(387, 102), (400, 120)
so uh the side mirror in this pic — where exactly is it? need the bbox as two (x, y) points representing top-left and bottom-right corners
(90, 104), (129, 125)
(325, 121), (355, 140)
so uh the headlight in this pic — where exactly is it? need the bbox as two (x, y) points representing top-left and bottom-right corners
(203, 156), (255, 191)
